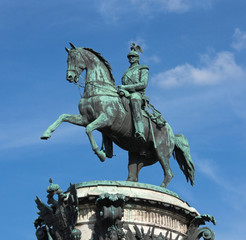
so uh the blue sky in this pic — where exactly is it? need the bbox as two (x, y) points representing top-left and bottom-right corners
(1, 0), (246, 239)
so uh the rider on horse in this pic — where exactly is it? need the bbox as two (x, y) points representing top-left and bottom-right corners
(118, 43), (149, 143)
(41, 44), (195, 187)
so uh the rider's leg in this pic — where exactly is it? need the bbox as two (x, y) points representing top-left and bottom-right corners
(130, 93), (146, 142)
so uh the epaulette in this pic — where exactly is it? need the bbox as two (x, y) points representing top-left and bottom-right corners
(139, 65), (149, 70)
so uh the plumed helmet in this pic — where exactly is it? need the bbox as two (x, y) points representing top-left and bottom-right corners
(127, 42), (143, 58)
(127, 49), (139, 58)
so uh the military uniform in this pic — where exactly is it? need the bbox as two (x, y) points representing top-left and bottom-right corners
(120, 44), (149, 142)
(121, 64), (149, 97)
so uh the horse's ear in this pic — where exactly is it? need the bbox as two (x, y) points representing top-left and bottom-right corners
(69, 42), (76, 49)
(65, 47), (69, 53)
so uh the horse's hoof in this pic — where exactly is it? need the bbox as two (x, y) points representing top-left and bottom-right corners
(98, 151), (106, 162)
(40, 134), (51, 140)
(160, 183), (167, 188)
(126, 177), (138, 182)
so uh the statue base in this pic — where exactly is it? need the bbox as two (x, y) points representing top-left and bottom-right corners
(72, 181), (199, 239)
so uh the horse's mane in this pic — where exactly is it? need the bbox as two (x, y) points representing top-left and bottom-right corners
(84, 48), (115, 82)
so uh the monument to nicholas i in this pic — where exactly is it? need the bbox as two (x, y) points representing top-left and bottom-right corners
(35, 43), (216, 240)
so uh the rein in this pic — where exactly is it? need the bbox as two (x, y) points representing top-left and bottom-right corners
(74, 75), (119, 98)
(86, 80), (118, 93)
(74, 75), (85, 98)
(82, 80), (119, 98)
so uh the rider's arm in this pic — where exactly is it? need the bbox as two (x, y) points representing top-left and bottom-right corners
(121, 69), (149, 92)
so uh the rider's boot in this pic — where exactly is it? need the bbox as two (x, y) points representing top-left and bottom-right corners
(130, 99), (146, 143)
(135, 122), (146, 143)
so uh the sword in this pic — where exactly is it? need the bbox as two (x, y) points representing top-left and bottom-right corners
(145, 101), (157, 148)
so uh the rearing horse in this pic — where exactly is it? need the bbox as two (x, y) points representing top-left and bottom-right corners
(41, 44), (195, 188)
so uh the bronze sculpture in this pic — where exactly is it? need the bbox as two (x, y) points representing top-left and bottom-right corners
(119, 43), (148, 143)
(41, 43), (195, 188)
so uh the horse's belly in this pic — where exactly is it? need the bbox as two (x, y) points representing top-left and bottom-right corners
(108, 116), (153, 153)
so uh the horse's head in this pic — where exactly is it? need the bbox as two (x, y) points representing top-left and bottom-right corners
(65, 43), (86, 83)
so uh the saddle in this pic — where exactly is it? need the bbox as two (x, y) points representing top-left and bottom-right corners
(118, 89), (166, 128)
(143, 96), (166, 128)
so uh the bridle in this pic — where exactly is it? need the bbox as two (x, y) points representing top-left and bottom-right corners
(67, 49), (118, 98)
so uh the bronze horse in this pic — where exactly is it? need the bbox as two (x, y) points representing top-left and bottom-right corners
(41, 43), (195, 188)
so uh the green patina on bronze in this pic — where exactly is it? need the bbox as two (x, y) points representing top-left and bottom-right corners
(34, 179), (81, 240)
(93, 193), (126, 240)
(41, 43), (195, 188)
(74, 180), (180, 198)
(186, 215), (216, 240)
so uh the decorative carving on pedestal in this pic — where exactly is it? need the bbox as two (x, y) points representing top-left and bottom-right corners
(124, 215), (215, 240)
(34, 180), (216, 240)
(34, 179), (81, 240)
(125, 225), (181, 240)
(91, 192), (182, 240)
(186, 215), (216, 240)
(92, 193), (126, 240)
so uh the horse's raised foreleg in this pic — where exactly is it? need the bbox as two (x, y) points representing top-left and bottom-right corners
(41, 114), (86, 139)
(85, 113), (109, 162)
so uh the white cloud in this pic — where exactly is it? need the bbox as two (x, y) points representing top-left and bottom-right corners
(196, 158), (220, 185)
(129, 0), (190, 13)
(147, 55), (161, 63)
(231, 28), (246, 51)
(152, 51), (246, 88)
(0, 120), (89, 152)
(96, 0), (120, 24)
(96, 0), (214, 23)
(196, 158), (246, 212)
(165, 0), (190, 12)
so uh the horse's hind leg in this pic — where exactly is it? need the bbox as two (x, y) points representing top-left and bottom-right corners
(160, 157), (174, 188)
(156, 147), (174, 188)
(127, 152), (144, 182)
(41, 114), (86, 139)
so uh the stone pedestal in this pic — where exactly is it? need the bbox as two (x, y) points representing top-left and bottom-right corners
(73, 181), (199, 240)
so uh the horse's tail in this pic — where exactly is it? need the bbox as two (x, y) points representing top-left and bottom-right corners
(173, 134), (195, 186)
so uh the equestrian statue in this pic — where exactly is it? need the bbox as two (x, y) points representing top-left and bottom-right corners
(41, 43), (195, 188)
